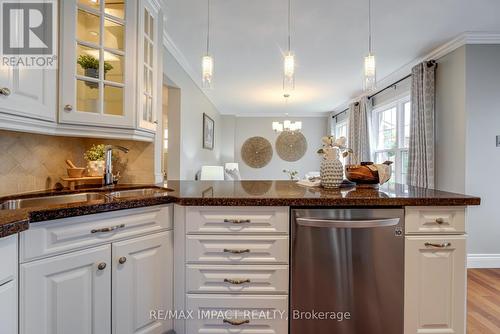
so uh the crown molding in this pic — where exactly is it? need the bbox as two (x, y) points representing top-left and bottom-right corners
(231, 112), (330, 118)
(162, 30), (220, 111)
(331, 31), (500, 113)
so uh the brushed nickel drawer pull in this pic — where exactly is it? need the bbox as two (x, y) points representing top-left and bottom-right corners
(223, 248), (250, 254)
(91, 224), (125, 234)
(435, 218), (445, 224)
(224, 219), (251, 224)
(425, 242), (451, 248)
(224, 278), (251, 285)
(223, 319), (250, 326)
(0, 87), (11, 96)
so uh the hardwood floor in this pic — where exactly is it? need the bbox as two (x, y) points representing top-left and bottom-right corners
(467, 269), (500, 333)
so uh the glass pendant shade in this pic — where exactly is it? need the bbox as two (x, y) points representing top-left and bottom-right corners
(283, 52), (295, 91)
(202, 55), (213, 88)
(364, 52), (376, 91)
(272, 120), (302, 132)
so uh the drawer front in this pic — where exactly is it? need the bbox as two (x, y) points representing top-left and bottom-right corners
(186, 264), (289, 294)
(186, 206), (289, 234)
(186, 294), (288, 334)
(186, 235), (289, 264)
(405, 207), (465, 234)
(20, 205), (172, 262)
(0, 235), (17, 285)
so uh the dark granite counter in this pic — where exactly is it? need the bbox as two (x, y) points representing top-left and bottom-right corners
(0, 181), (480, 238)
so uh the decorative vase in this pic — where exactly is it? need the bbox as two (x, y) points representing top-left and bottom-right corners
(84, 68), (98, 89)
(87, 160), (105, 177)
(320, 152), (344, 189)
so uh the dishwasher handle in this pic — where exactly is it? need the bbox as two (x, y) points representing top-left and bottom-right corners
(295, 217), (400, 228)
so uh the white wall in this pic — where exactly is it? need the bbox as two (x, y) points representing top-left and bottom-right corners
(232, 116), (328, 180)
(220, 115), (236, 163)
(435, 46), (466, 193)
(435, 44), (500, 266)
(465, 45), (500, 258)
(163, 48), (222, 180)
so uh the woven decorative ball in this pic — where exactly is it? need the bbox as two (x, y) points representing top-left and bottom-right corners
(320, 158), (344, 189)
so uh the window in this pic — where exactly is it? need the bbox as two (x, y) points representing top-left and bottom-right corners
(334, 120), (347, 139)
(372, 97), (411, 184)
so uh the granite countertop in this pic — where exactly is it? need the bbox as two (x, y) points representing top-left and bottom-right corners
(0, 181), (480, 238)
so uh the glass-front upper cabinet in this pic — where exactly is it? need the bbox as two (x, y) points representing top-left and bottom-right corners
(137, 0), (161, 132)
(60, 0), (136, 128)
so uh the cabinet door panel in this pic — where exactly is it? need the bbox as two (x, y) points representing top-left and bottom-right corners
(0, 280), (18, 334)
(113, 231), (173, 334)
(404, 236), (466, 334)
(20, 245), (111, 334)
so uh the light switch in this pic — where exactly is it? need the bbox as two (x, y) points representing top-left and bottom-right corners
(497, 135), (500, 147)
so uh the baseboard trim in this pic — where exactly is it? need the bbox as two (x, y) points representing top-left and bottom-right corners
(467, 254), (500, 268)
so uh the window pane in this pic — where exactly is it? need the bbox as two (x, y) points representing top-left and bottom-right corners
(103, 51), (123, 83)
(104, 19), (124, 50)
(401, 150), (409, 184)
(77, 44), (100, 79)
(78, 0), (100, 11)
(404, 102), (411, 147)
(104, 0), (125, 19)
(104, 85), (123, 115)
(77, 80), (100, 113)
(77, 10), (100, 44)
(377, 107), (397, 150)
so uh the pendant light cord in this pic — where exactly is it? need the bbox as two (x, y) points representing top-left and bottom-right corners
(287, 0), (291, 51)
(206, 0), (211, 54)
(368, 0), (372, 53)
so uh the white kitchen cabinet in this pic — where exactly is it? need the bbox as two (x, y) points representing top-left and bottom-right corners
(112, 231), (173, 334)
(59, 0), (136, 128)
(404, 235), (466, 334)
(136, 0), (162, 132)
(0, 234), (18, 334)
(20, 245), (112, 334)
(0, 65), (57, 122)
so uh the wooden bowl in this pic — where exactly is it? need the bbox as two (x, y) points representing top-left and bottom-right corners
(345, 162), (380, 184)
(67, 167), (85, 178)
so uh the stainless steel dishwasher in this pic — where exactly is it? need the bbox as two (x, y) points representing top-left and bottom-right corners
(290, 208), (404, 334)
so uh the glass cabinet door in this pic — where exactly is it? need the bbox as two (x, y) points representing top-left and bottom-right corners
(137, 0), (161, 132)
(60, 0), (135, 128)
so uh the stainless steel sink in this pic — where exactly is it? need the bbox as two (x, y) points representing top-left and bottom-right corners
(108, 188), (171, 199)
(0, 192), (108, 210)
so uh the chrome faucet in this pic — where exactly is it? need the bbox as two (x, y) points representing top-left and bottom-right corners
(103, 145), (129, 186)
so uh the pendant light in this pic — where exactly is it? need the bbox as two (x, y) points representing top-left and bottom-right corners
(272, 94), (302, 132)
(364, 0), (376, 91)
(283, 0), (295, 92)
(202, 0), (213, 88)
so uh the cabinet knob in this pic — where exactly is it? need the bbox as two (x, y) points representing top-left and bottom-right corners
(153, 120), (158, 124)
(118, 256), (127, 264)
(64, 104), (73, 112)
(97, 262), (107, 270)
(0, 87), (11, 96)
(435, 217), (445, 224)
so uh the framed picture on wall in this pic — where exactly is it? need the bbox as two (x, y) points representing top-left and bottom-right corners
(203, 113), (215, 150)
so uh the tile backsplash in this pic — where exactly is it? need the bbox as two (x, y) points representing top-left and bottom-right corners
(0, 130), (155, 197)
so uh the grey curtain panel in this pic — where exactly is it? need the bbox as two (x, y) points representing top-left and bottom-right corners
(408, 61), (437, 188)
(347, 96), (372, 165)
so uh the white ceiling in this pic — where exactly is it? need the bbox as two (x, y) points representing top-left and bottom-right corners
(163, 0), (500, 116)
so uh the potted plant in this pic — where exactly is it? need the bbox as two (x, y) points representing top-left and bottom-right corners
(77, 55), (114, 88)
(317, 136), (352, 189)
(84, 144), (107, 176)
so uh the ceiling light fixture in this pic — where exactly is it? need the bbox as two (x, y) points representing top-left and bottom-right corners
(202, 0), (213, 88)
(364, 0), (376, 91)
(283, 0), (295, 93)
(273, 94), (302, 132)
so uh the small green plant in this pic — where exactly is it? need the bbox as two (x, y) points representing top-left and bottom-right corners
(283, 169), (299, 180)
(84, 144), (106, 161)
(77, 55), (113, 74)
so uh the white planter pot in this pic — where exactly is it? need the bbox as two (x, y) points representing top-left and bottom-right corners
(87, 160), (105, 177)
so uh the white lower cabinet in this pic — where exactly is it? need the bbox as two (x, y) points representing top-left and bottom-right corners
(113, 231), (173, 334)
(404, 235), (466, 334)
(186, 294), (288, 334)
(20, 245), (112, 334)
(0, 280), (18, 334)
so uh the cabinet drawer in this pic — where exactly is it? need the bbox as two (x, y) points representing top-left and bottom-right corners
(0, 235), (17, 285)
(186, 235), (289, 264)
(186, 206), (289, 234)
(20, 205), (172, 262)
(405, 207), (465, 234)
(186, 264), (289, 294)
(186, 294), (288, 334)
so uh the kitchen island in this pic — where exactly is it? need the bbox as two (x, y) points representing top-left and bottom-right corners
(0, 181), (480, 334)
